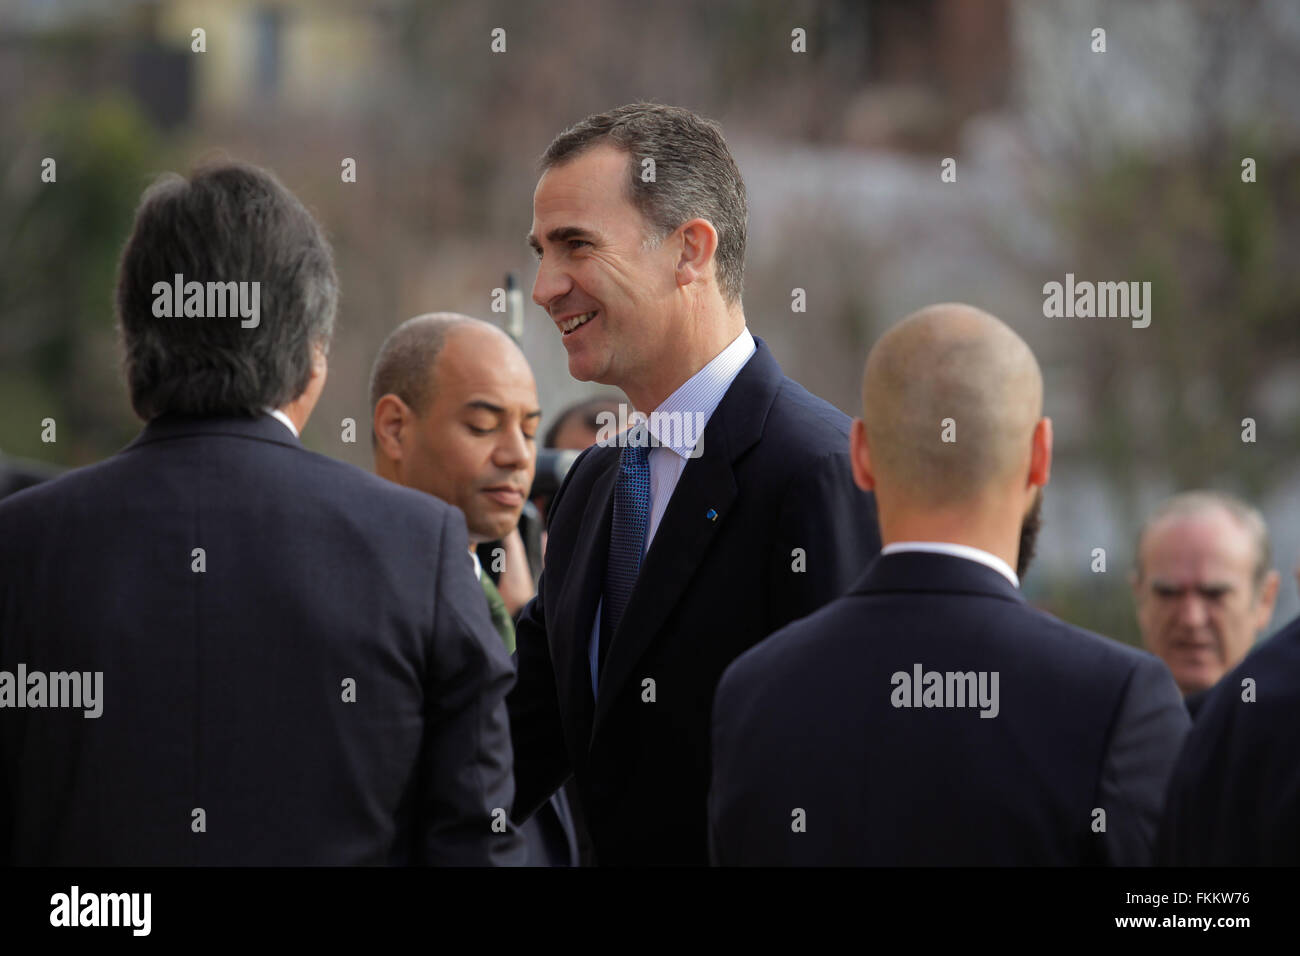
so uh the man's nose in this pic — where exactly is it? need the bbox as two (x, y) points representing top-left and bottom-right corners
(494, 424), (532, 471)
(532, 256), (571, 312)
(1176, 592), (1210, 629)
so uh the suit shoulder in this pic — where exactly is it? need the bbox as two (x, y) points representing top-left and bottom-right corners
(1241, 614), (1300, 680)
(765, 377), (853, 451)
(731, 591), (1160, 687)
(718, 596), (850, 698)
(0, 441), (459, 534)
(1013, 601), (1167, 678)
(299, 447), (455, 516)
(1200, 616), (1300, 722)
(0, 458), (117, 525)
(276, 449), (474, 549)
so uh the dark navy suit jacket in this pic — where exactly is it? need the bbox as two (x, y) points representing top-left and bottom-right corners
(1158, 614), (1300, 865)
(507, 338), (881, 865)
(0, 414), (525, 865)
(709, 551), (1191, 865)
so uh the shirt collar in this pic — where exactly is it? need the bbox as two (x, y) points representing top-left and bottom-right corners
(880, 541), (1020, 589)
(469, 548), (482, 581)
(263, 407), (300, 438)
(645, 327), (756, 460)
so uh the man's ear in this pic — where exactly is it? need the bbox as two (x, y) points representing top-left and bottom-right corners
(1028, 417), (1053, 488)
(674, 217), (719, 290)
(373, 394), (412, 463)
(849, 418), (876, 492)
(1255, 569), (1281, 630)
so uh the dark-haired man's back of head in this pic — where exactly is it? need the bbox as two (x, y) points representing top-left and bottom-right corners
(115, 161), (338, 426)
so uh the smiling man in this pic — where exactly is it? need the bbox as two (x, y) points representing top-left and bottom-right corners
(510, 102), (880, 865)
(1132, 491), (1279, 717)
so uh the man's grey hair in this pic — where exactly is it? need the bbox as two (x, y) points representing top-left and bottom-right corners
(1134, 490), (1273, 588)
(540, 102), (748, 306)
(116, 161), (337, 420)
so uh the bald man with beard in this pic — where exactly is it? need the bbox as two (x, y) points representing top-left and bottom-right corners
(708, 303), (1191, 866)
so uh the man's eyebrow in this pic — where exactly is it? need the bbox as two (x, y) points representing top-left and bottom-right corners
(1150, 579), (1235, 593)
(528, 225), (599, 251)
(464, 401), (543, 421)
(547, 226), (596, 243)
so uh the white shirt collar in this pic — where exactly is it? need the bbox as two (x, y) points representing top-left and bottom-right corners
(645, 327), (756, 459)
(469, 548), (482, 581)
(263, 407), (300, 438)
(880, 541), (1020, 589)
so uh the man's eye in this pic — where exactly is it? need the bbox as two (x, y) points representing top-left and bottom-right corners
(568, 239), (591, 251)
(467, 425), (493, 435)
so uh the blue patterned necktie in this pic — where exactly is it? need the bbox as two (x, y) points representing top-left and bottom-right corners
(599, 433), (652, 683)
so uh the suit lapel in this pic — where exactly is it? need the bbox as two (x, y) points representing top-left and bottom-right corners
(591, 340), (781, 737)
(551, 448), (619, 744)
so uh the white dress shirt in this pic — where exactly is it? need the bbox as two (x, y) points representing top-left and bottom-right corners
(263, 407), (300, 438)
(880, 541), (1020, 588)
(589, 327), (757, 694)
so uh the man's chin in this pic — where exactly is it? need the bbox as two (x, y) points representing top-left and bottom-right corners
(567, 356), (606, 385)
(565, 345), (613, 386)
(472, 516), (522, 545)
(1174, 666), (1219, 696)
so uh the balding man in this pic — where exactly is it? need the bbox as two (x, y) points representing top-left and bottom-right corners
(708, 303), (1191, 866)
(370, 313), (578, 866)
(1131, 492), (1280, 718)
(371, 313), (541, 646)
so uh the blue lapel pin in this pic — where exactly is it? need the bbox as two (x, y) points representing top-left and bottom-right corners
(705, 508), (718, 521)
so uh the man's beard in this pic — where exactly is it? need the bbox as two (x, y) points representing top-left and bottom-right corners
(1016, 488), (1044, 581)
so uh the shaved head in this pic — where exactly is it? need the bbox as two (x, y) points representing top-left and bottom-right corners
(862, 303), (1043, 506)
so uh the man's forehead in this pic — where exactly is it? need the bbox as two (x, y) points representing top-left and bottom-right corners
(429, 331), (537, 404)
(532, 148), (633, 223)
(1143, 515), (1255, 579)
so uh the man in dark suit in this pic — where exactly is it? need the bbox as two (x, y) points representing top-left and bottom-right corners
(370, 312), (577, 867)
(511, 103), (881, 865)
(1158, 613), (1300, 864)
(709, 303), (1191, 865)
(0, 162), (525, 865)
